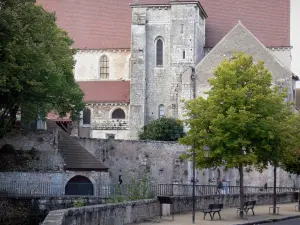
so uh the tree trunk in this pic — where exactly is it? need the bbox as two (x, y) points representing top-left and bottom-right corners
(273, 165), (277, 214)
(298, 191), (300, 208)
(239, 164), (244, 218)
(9, 105), (18, 128)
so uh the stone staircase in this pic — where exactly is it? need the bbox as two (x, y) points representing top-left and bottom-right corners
(47, 120), (108, 171)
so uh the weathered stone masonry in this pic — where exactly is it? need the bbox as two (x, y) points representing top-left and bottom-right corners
(76, 137), (300, 188)
(76, 137), (189, 184)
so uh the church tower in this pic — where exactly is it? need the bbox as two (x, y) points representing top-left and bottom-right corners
(129, 1), (207, 139)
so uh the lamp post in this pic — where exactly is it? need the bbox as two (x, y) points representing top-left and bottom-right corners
(192, 142), (210, 224)
(192, 138), (196, 223)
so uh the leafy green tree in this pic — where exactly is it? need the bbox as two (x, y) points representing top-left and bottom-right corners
(179, 52), (294, 217)
(0, 0), (84, 137)
(254, 101), (297, 213)
(139, 117), (185, 141)
(281, 114), (300, 206)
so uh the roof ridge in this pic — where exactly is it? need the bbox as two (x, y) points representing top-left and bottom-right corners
(197, 22), (293, 78)
(236, 22), (293, 75)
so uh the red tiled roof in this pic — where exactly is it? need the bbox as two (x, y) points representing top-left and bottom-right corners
(78, 81), (130, 103)
(37, 0), (132, 49)
(37, 0), (290, 49)
(47, 112), (71, 121)
(200, 0), (290, 48)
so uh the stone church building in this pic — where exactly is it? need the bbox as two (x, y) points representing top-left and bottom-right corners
(39, 0), (297, 140)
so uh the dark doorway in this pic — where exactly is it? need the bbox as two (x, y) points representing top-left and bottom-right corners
(82, 108), (91, 125)
(65, 176), (94, 196)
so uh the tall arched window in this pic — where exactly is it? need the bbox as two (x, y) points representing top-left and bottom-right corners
(156, 39), (163, 66)
(158, 104), (165, 118)
(100, 55), (109, 79)
(112, 108), (125, 119)
(83, 108), (91, 125)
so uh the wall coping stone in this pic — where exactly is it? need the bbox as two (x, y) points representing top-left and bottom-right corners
(42, 198), (158, 225)
(74, 136), (186, 145)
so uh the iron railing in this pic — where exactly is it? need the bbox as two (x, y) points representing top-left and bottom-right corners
(0, 182), (297, 198)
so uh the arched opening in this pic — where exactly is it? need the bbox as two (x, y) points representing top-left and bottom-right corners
(65, 175), (94, 196)
(158, 104), (165, 118)
(100, 55), (109, 79)
(156, 39), (163, 66)
(82, 108), (91, 125)
(112, 108), (125, 119)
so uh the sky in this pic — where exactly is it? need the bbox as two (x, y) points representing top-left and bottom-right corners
(291, 0), (300, 87)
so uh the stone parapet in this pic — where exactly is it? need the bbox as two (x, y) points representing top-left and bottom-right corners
(42, 199), (159, 225)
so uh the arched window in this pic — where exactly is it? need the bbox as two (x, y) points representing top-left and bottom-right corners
(158, 104), (165, 118)
(112, 108), (125, 119)
(217, 168), (221, 179)
(156, 39), (163, 66)
(82, 108), (91, 125)
(100, 55), (109, 79)
(65, 176), (94, 196)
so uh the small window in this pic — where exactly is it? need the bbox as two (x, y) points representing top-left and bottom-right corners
(158, 104), (165, 118)
(293, 89), (296, 101)
(156, 39), (163, 66)
(100, 55), (109, 79)
(82, 108), (91, 125)
(106, 134), (115, 140)
(112, 108), (125, 119)
(181, 24), (184, 33)
(183, 50), (185, 59)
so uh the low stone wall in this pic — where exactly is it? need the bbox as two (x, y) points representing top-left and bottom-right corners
(37, 196), (106, 211)
(42, 192), (298, 225)
(0, 196), (107, 225)
(42, 199), (159, 225)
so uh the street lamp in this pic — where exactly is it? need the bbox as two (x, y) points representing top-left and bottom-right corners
(192, 142), (210, 224)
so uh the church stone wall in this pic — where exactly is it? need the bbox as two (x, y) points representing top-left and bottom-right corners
(204, 47), (292, 71)
(195, 23), (293, 104)
(129, 3), (206, 139)
(74, 104), (130, 139)
(268, 48), (292, 70)
(129, 7), (148, 139)
(91, 130), (129, 140)
(74, 50), (131, 81)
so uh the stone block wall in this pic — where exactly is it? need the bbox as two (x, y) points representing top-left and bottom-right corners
(75, 137), (299, 187)
(75, 137), (189, 184)
(0, 130), (57, 152)
(0, 130), (64, 172)
(42, 199), (159, 225)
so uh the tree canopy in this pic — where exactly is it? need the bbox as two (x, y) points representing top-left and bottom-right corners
(281, 114), (300, 175)
(0, 0), (84, 136)
(179, 52), (297, 217)
(139, 117), (185, 141)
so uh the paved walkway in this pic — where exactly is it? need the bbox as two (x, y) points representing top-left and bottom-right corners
(270, 218), (300, 225)
(137, 204), (300, 225)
